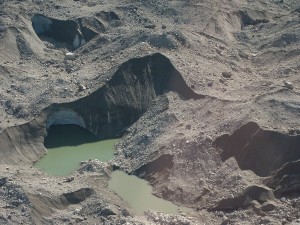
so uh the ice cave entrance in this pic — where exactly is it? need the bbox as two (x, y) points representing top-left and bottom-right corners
(34, 124), (118, 176)
(31, 14), (97, 50)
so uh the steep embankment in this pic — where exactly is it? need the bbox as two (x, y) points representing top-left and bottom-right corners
(0, 53), (201, 165)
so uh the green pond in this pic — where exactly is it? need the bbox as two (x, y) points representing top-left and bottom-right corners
(35, 124), (193, 215)
(34, 124), (118, 176)
(109, 170), (192, 215)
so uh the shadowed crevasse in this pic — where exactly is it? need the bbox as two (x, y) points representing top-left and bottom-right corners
(0, 53), (202, 164)
(134, 154), (174, 181)
(267, 160), (300, 197)
(32, 14), (97, 50)
(61, 188), (95, 205)
(214, 122), (300, 177)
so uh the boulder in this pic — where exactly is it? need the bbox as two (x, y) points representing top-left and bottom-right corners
(65, 52), (76, 60)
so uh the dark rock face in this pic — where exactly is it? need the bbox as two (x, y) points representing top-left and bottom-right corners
(267, 160), (300, 197)
(214, 122), (300, 177)
(47, 53), (202, 140)
(61, 188), (95, 205)
(238, 10), (269, 28)
(134, 154), (174, 180)
(0, 53), (201, 165)
(32, 14), (97, 50)
(31, 11), (122, 51)
(0, 119), (46, 164)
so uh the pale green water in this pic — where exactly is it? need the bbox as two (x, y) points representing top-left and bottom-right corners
(109, 170), (193, 215)
(34, 125), (118, 176)
(35, 125), (193, 215)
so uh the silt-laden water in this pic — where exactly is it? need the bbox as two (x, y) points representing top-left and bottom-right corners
(34, 124), (118, 176)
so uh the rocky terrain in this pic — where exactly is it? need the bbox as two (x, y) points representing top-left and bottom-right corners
(0, 0), (300, 224)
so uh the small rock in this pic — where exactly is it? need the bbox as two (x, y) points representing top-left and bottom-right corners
(65, 52), (76, 60)
(0, 177), (7, 186)
(186, 124), (191, 130)
(121, 208), (130, 217)
(74, 208), (81, 214)
(71, 215), (84, 222)
(100, 206), (118, 216)
(260, 202), (276, 212)
(284, 80), (294, 90)
(78, 84), (86, 92)
(219, 78), (225, 83)
(251, 201), (267, 216)
(162, 24), (166, 29)
(144, 24), (156, 29)
(64, 176), (74, 182)
(222, 72), (232, 79)
(221, 216), (230, 225)
(92, 56), (99, 61)
(207, 81), (213, 87)
(205, 136), (213, 142)
(239, 50), (249, 59)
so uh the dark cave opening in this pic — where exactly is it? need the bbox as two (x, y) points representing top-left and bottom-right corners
(32, 14), (97, 50)
(0, 53), (202, 166)
(35, 123), (119, 176)
(214, 122), (300, 177)
(61, 188), (95, 205)
(44, 124), (100, 148)
(238, 11), (269, 28)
